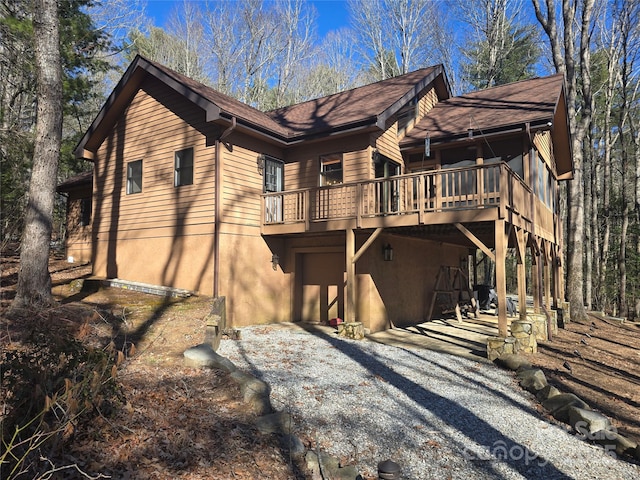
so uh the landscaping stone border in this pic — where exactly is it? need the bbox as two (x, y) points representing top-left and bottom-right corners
(183, 343), (363, 480)
(494, 354), (640, 463)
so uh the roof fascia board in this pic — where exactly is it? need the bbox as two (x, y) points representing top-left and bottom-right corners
(140, 58), (221, 122)
(551, 83), (574, 178)
(73, 56), (145, 158)
(376, 66), (445, 130)
(74, 55), (222, 158)
(401, 119), (551, 151)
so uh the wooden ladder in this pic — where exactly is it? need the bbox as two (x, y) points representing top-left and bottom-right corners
(426, 266), (479, 322)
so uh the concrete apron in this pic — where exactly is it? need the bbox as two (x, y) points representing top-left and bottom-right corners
(285, 313), (508, 363)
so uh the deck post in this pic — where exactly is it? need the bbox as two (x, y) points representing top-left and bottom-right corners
(531, 238), (541, 314)
(304, 190), (311, 231)
(515, 227), (527, 320)
(552, 245), (561, 308)
(346, 228), (356, 323)
(495, 219), (508, 337)
(544, 242), (552, 309)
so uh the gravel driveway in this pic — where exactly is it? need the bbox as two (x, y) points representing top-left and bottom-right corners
(217, 324), (640, 480)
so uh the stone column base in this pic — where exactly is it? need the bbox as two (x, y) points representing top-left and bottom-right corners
(487, 336), (517, 361)
(511, 319), (537, 353)
(527, 313), (548, 341)
(338, 322), (365, 340)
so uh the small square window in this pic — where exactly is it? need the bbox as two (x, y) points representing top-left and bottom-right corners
(320, 154), (343, 186)
(175, 148), (194, 187)
(127, 160), (142, 194)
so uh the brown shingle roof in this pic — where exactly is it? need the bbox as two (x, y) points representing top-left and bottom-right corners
(267, 66), (443, 137)
(150, 60), (445, 139)
(401, 74), (565, 147)
(144, 59), (291, 138)
(57, 170), (92, 192)
(77, 56), (448, 156)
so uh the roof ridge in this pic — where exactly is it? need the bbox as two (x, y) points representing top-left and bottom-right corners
(461, 73), (564, 97)
(267, 65), (442, 115)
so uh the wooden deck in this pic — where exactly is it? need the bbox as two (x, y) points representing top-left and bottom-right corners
(262, 163), (555, 239)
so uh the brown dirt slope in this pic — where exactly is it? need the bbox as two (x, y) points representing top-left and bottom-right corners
(527, 312), (640, 445)
(1, 251), (308, 479)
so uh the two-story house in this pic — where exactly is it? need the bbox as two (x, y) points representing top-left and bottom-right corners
(63, 55), (572, 338)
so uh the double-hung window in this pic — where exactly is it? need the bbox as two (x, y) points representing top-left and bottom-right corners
(175, 147), (194, 187)
(127, 160), (142, 194)
(320, 153), (343, 186)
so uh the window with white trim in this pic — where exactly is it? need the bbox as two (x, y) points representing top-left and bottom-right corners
(175, 147), (194, 187)
(320, 153), (343, 186)
(127, 160), (142, 194)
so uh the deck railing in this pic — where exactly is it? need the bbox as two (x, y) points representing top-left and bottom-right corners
(262, 163), (536, 229)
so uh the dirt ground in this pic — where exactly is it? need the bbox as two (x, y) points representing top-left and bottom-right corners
(1, 251), (309, 479)
(526, 313), (640, 445)
(1, 250), (639, 478)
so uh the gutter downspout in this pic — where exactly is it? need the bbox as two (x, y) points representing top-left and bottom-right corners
(214, 117), (237, 297)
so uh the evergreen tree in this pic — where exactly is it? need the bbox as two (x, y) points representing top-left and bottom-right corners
(0, 0), (111, 249)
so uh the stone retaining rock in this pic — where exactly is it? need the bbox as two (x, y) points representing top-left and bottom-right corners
(568, 406), (612, 436)
(183, 343), (237, 372)
(516, 368), (548, 394)
(305, 450), (359, 480)
(229, 370), (273, 415)
(493, 354), (532, 371)
(535, 384), (561, 402)
(542, 393), (589, 423)
(184, 342), (362, 478)
(493, 344), (640, 463)
(281, 433), (306, 458)
(255, 411), (293, 434)
(592, 430), (638, 458)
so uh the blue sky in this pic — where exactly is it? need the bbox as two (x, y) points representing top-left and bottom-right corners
(146, 0), (351, 38)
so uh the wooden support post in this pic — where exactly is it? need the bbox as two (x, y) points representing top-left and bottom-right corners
(544, 242), (552, 309)
(529, 236), (541, 314)
(552, 245), (561, 308)
(495, 219), (508, 337)
(515, 228), (527, 320)
(476, 144), (484, 206)
(346, 228), (356, 323)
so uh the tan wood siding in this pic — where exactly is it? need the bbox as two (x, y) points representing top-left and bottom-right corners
(374, 123), (403, 165)
(533, 131), (555, 173)
(64, 190), (92, 263)
(344, 147), (372, 183)
(285, 134), (373, 189)
(418, 87), (438, 117)
(93, 76), (216, 241)
(222, 143), (265, 227)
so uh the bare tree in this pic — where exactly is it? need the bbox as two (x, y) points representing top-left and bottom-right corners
(532, 0), (596, 321)
(267, 0), (317, 108)
(10, 0), (62, 311)
(613, 0), (640, 317)
(202, 0), (283, 107)
(348, 0), (439, 81)
(165, 0), (207, 82)
(127, 1), (208, 85)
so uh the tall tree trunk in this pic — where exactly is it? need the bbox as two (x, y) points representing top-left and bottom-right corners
(10, 0), (62, 311)
(636, 137), (640, 319)
(618, 190), (629, 317)
(584, 124), (593, 310)
(591, 137), (601, 309)
(532, 0), (594, 321)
